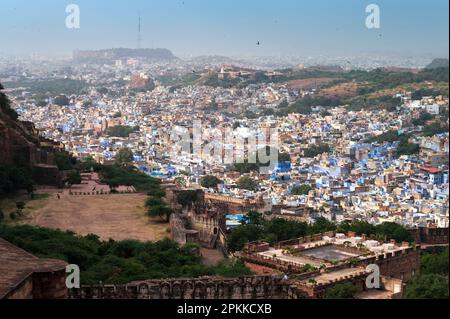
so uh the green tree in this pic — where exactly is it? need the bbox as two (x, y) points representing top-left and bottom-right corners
(375, 222), (413, 243)
(147, 203), (174, 222)
(291, 184), (312, 195)
(405, 274), (449, 299)
(145, 196), (166, 208)
(236, 176), (258, 191)
(421, 248), (449, 275)
(97, 87), (109, 95)
(200, 175), (222, 189)
(245, 211), (264, 226)
(107, 180), (120, 192)
(0, 164), (33, 197)
(308, 217), (337, 235)
(423, 123), (449, 137)
(412, 112), (434, 126)
(0, 224), (252, 284)
(304, 144), (331, 157)
(115, 148), (134, 167)
(55, 152), (76, 171)
(106, 125), (139, 138)
(263, 218), (308, 243)
(54, 95), (70, 106)
(67, 171), (82, 186)
(228, 224), (263, 252)
(278, 152), (291, 163)
(397, 142), (420, 156)
(176, 190), (201, 207)
(324, 283), (359, 299)
(145, 196), (174, 222)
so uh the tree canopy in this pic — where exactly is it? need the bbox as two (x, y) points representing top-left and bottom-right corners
(0, 224), (252, 284)
(115, 148), (134, 167)
(404, 247), (448, 299)
(200, 175), (222, 189)
(325, 283), (360, 299)
(236, 176), (259, 191)
(291, 184), (312, 196)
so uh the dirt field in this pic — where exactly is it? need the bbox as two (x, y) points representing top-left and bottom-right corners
(22, 192), (169, 242)
(319, 81), (364, 98)
(0, 193), (50, 223)
(368, 81), (449, 98)
(286, 78), (336, 90)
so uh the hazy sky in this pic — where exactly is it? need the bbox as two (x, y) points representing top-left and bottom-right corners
(0, 0), (448, 58)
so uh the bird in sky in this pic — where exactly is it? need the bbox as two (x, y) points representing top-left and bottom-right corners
(256, 41), (260, 46)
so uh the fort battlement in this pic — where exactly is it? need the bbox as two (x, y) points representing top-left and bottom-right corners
(190, 213), (220, 228)
(68, 275), (306, 299)
(294, 269), (369, 298)
(275, 231), (336, 249)
(238, 252), (321, 275)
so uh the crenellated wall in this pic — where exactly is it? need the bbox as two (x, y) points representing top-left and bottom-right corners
(69, 275), (307, 299)
(275, 231), (336, 249)
(359, 246), (421, 281)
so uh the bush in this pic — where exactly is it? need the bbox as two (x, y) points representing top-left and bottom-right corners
(176, 190), (202, 207)
(421, 248), (449, 275)
(200, 176), (222, 189)
(54, 95), (70, 106)
(106, 125), (139, 138)
(291, 184), (312, 195)
(55, 152), (76, 171)
(0, 164), (33, 197)
(304, 144), (330, 157)
(67, 171), (82, 186)
(98, 164), (160, 193)
(115, 148), (134, 167)
(325, 283), (360, 299)
(16, 201), (25, 210)
(236, 176), (258, 191)
(405, 274), (449, 299)
(0, 224), (252, 284)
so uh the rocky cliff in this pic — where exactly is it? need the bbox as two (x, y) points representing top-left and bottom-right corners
(0, 83), (63, 186)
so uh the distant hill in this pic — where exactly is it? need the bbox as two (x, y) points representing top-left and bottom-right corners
(426, 58), (449, 69)
(73, 48), (177, 63)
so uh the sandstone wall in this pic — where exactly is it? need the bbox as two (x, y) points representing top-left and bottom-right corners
(69, 275), (306, 299)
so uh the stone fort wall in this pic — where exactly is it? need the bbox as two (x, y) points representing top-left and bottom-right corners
(69, 275), (306, 299)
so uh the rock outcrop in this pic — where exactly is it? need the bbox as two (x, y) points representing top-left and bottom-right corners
(0, 83), (63, 186)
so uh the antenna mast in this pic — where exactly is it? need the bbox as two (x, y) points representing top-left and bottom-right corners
(137, 15), (142, 49)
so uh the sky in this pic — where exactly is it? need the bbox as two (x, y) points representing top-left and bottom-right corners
(0, 0), (448, 58)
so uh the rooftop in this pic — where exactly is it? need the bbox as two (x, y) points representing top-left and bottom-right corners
(0, 238), (67, 299)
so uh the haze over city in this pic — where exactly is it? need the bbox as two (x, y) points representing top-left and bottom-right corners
(0, 0), (448, 305)
(0, 0), (448, 58)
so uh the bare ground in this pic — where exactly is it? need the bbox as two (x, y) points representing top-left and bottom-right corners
(200, 248), (225, 266)
(22, 191), (169, 242)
